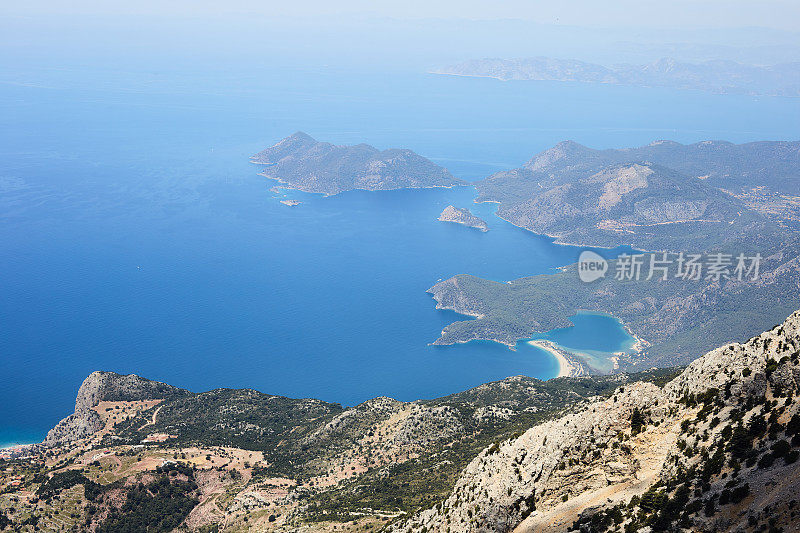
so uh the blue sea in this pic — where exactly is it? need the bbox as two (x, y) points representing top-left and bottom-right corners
(1, 63), (798, 446)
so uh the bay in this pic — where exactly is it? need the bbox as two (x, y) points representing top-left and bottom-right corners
(1, 63), (797, 444)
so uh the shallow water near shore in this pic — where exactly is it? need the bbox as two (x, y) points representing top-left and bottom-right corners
(1, 62), (798, 444)
(524, 311), (640, 373)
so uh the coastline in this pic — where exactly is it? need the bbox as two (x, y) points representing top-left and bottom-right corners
(1, 441), (34, 448)
(527, 339), (586, 378)
(473, 198), (631, 250)
(252, 165), (469, 198)
(0, 442), (42, 460)
(1, 433), (41, 450)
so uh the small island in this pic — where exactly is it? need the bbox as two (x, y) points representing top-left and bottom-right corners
(251, 132), (465, 196)
(280, 199), (301, 207)
(438, 205), (489, 232)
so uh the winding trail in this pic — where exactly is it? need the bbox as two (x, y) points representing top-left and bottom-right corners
(138, 405), (163, 431)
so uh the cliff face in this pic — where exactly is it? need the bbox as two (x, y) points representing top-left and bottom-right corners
(44, 371), (187, 446)
(251, 132), (464, 196)
(391, 310), (800, 532)
(42, 408), (102, 447)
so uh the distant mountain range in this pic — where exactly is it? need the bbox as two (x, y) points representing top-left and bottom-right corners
(251, 132), (464, 196)
(432, 57), (800, 96)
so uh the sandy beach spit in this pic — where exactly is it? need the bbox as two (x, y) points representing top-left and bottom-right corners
(527, 340), (585, 378)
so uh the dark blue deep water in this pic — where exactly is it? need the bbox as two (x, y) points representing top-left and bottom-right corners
(1, 64), (798, 445)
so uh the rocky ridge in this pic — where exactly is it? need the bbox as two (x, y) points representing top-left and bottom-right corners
(44, 371), (187, 446)
(390, 309), (800, 533)
(7, 366), (675, 532)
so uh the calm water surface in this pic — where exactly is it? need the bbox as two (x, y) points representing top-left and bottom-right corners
(1, 64), (798, 445)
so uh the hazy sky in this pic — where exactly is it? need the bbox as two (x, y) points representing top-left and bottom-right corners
(5, 0), (800, 30)
(2, 0), (798, 70)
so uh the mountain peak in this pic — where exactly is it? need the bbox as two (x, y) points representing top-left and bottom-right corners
(524, 140), (593, 171)
(287, 131), (315, 142)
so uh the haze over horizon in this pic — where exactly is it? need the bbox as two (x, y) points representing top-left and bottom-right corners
(5, 0), (800, 30)
(2, 1), (800, 70)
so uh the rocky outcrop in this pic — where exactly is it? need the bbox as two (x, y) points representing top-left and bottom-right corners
(391, 309), (800, 532)
(390, 382), (670, 532)
(44, 371), (187, 446)
(43, 409), (103, 447)
(438, 205), (489, 231)
(251, 132), (464, 196)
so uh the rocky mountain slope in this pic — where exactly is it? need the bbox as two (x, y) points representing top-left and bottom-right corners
(475, 140), (799, 249)
(432, 57), (800, 97)
(482, 161), (763, 251)
(251, 132), (464, 196)
(0, 368), (676, 532)
(519, 139), (800, 198)
(391, 308), (800, 533)
(44, 371), (188, 446)
(4, 310), (800, 531)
